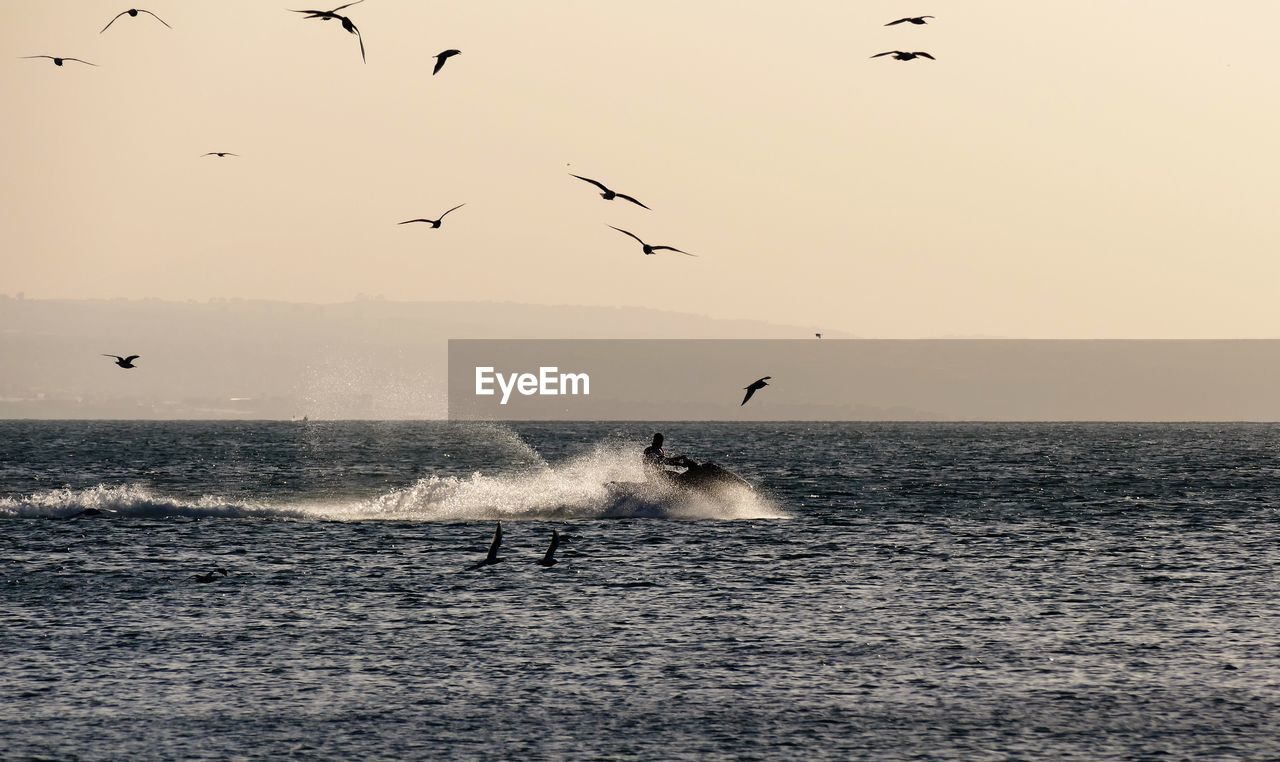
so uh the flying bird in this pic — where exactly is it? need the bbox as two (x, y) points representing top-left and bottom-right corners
(103, 354), (140, 369)
(741, 376), (771, 406)
(469, 522), (503, 570)
(191, 568), (229, 583)
(815, 333), (823, 339)
(433, 49), (460, 75)
(608, 226), (694, 257)
(537, 530), (560, 567)
(289, 4), (365, 62)
(20, 56), (97, 67)
(101, 8), (172, 33)
(885, 16), (933, 26)
(871, 51), (935, 61)
(202, 152), (238, 158)
(398, 204), (465, 228)
(570, 175), (650, 210)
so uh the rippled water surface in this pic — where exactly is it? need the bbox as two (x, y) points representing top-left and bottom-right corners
(2, 422), (1279, 759)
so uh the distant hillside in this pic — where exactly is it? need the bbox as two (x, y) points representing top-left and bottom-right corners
(0, 297), (838, 419)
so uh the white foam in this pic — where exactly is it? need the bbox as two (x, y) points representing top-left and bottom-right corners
(0, 444), (788, 522)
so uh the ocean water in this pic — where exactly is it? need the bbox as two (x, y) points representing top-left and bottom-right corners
(1, 421), (1278, 760)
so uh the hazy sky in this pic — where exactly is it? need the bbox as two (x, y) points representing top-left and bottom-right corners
(3, 1), (1279, 338)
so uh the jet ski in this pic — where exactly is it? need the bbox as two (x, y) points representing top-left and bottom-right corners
(604, 459), (755, 517)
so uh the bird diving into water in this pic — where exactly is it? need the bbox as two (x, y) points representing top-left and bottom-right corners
(101, 8), (172, 33)
(399, 204), (465, 229)
(433, 49), (461, 75)
(103, 354), (140, 369)
(202, 152), (238, 158)
(885, 16), (933, 26)
(741, 376), (771, 406)
(537, 530), (560, 567)
(609, 226), (694, 257)
(872, 51), (935, 61)
(570, 175), (650, 210)
(289, 2), (365, 62)
(20, 56), (96, 67)
(469, 522), (503, 570)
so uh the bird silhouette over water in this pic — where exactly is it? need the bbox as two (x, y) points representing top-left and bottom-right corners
(815, 333), (823, 339)
(433, 49), (460, 75)
(103, 354), (139, 369)
(537, 530), (560, 567)
(399, 204), (465, 228)
(885, 16), (933, 26)
(21, 56), (96, 67)
(290, 2), (365, 62)
(609, 226), (694, 256)
(469, 522), (503, 570)
(570, 175), (650, 209)
(101, 8), (171, 33)
(872, 51), (935, 61)
(191, 568), (228, 583)
(202, 152), (238, 158)
(741, 376), (771, 406)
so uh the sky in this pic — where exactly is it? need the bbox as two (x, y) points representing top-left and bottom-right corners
(3, 1), (1279, 338)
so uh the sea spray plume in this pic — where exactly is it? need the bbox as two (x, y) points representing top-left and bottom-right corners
(354, 442), (787, 521)
(468, 522), (503, 569)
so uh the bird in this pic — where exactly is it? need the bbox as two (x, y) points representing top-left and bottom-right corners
(101, 8), (172, 33)
(871, 51), (935, 61)
(20, 56), (97, 67)
(741, 376), (771, 406)
(569, 175), (650, 210)
(289, 4), (365, 62)
(537, 530), (560, 567)
(815, 333), (823, 339)
(885, 16), (933, 26)
(433, 49), (460, 75)
(103, 354), (140, 369)
(469, 522), (503, 570)
(608, 226), (695, 257)
(202, 152), (238, 158)
(398, 204), (465, 228)
(191, 568), (229, 583)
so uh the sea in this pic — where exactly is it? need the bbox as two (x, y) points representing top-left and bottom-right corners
(1, 421), (1278, 760)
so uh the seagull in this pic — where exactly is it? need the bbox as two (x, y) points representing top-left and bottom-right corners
(289, 3), (365, 62)
(191, 568), (229, 583)
(398, 204), (465, 228)
(103, 354), (140, 369)
(609, 226), (694, 257)
(469, 522), (503, 570)
(433, 49), (460, 75)
(872, 51), (935, 61)
(885, 16), (933, 26)
(537, 530), (560, 567)
(570, 175), (650, 210)
(741, 376), (771, 406)
(202, 152), (238, 158)
(20, 56), (97, 67)
(101, 8), (172, 33)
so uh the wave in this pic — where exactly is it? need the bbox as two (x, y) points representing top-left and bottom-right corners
(0, 445), (787, 522)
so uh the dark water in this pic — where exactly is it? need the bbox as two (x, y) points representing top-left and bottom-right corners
(2, 422), (1278, 760)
